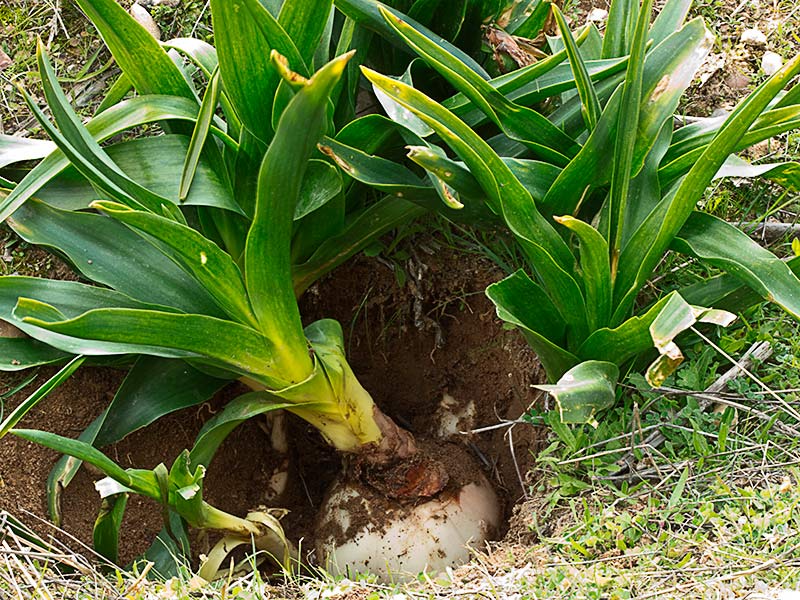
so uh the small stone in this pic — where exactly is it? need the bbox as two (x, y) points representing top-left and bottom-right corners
(761, 51), (783, 76)
(586, 8), (608, 23)
(0, 48), (11, 71)
(740, 28), (767, 47)
(130, 3), (161, 41)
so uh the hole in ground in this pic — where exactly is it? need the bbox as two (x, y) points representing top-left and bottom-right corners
(0, 241), (548, 574)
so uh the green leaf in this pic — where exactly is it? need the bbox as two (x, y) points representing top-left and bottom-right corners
(551, 5), (601, 131)
(245, 51), (351, 382)
(31, 136), (241, 214)
(507, 0), (550, 37)
(0, 337), (69, 371)
(542, 19), (713, 217)
(318, 137), (435, 201)
(649, 0), (691, 44)
(660, 105), (800, 185)
(607, 0), (654, 250)
(615, 52), (800, 320)
(379, 6), (577, 164)
(210, 0), (306, 141)
(362, 66), (590, 340)
(94, 72), (132, 115)
(93, 493), (128, 564)
(28, 45), (183, 218)
(486, 270), (578, 381)
(73, 0), (195, 98)
(278, 0), (334, 66)
(0, 95), (218, 222)
(92, 201), (258, 327)
(372, 61), (434, 138)
(97, 358), (230, 447)
(534, 361), (619, 425)
(0, 135), (55, 168)
(8, 200), (222, 315)
(333, 0), (490, 77)
(48, 411), (108, 525)
(602, 0), (639, 59)
(180, 67), (221, 201)
(554, 216), (611, 330)
(672, 212), (800, 320)
(0, 356), (85, 438)
(295, 159), (344, 219)
(13, 302), (283, 383)
(190, 393), (300, 467)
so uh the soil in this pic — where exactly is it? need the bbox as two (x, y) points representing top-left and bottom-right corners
(0, 238), (547, 569)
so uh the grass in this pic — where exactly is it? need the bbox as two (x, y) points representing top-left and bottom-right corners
(2, 1), (800, 599)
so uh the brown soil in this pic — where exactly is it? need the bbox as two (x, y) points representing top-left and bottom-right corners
(0, 238), (547, 569)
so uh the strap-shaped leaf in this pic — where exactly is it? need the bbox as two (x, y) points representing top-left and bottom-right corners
(210, 0), (306, 141)
(0, 95), (218, 221)
(673, 212), (800, 320)
(615, 52), (800, 320)
(8, 200), (221, 315)
(542, 19), (713, 216)
(245, 52), (351, 381)
(278, 0), (334, 66)
(73, 0), (195, 99)
(649, 0), (691, 44)
(92, 201), (257, 327)
(13, 302), (282, 383)
(534, 361), (619, 425)
(190, 393), (300, 467)
(551, 5), (601, 131)
(29, 44), (182, 218)
(0, 337), (69, 371)
(0, 356), (85, 438)
(486, 270), (578, 381)
(93, 493), (127, 563)
(180, 67), (221, 200)
(380, 6), (577, 165)
(94, 72), (132, 115)
(318, 137), (436, 200)
(46, 358), (228, 524)
(295, 159), (344, 220)
(660, 105), (800, 185)
(607, 0), (654, 250)
(555, 216), (611, 331)
(29, 136), (241, 214)
(0, 136), (54, 168)
(408, 147), (561, 205)
(602, 0), (639, 59)
(333, 0), (489, 78)
(362, 66), (590, 340)
(97, 357), (230, 447)
(0, 277), (172, 322)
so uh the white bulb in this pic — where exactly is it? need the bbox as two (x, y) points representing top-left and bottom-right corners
(315, 475), (501, 582)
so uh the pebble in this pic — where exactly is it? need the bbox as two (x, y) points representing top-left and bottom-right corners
(586, 8), (609, 23)
(740, 28), (767, 47)
(130, 3), (162, 40)
(137, 0), (180, 6)
(761, 51), (783, 76)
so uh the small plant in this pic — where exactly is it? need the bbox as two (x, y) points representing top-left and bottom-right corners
(355, 0), (800, 426)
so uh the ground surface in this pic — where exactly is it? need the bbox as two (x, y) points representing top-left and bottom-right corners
(1, 0), (800, 599)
